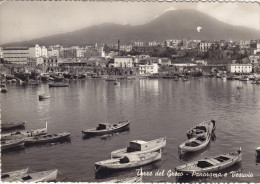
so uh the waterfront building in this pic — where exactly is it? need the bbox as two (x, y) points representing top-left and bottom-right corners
(47, 49), (59, 58)
(227, 64), (252, 74)
(41, 46), (48, 57)
(249, 55), (260, 73)
(198, 41), (213, 52)
(0, 47), (3, 58)
(139, 63), (158, 75)
(43, 57), (61, 67)
(148, 41), (158, 47)
(165, 39), (181, 48)
(196, 60), (207, 66)
(158, 58), (171, 66)
(134, 42), (144, 47)
(113, 56), (133, 68)
(2, 47), (29, 63)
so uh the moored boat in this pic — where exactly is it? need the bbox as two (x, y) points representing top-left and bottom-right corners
(49, 83), (69, 87)
(95, 150), (161, 172)
(39, 94), (50, 100)
(1, 138), (25, 150)
(25, 131), (70, 144)
(186, 120), (216, 139)
(1, 122), (48, 140)
(256, 147), (260, 157)
(4, 169), (58, 182)
(82, 120), (130, 136)
(175, 148), (242, 174)
(179, 133), (211, 154)
(111, 137), (166, 158)
(2, 121), (26, 130)
(1, 168), (29, 182)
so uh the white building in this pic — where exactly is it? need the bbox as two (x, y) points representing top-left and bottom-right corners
(2, 47), (30, 63)
(228, 64), (252, 73)
(196, 60), (207, 65)
(148, 41), (158, 47)
(41, 46), (48, 57)
(139, 63), (158, 75)
(134, 42), (144, 47)
(253, 43), (260, 55)
(29, 44), (42, 58)
(0, 47), (3, 58)
(199, 42), (213, 52)
(47, 49), (59, 58)
(114, 56), (133, 68)
(120, 45), (133, 52)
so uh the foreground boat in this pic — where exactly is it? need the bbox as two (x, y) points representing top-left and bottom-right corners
(49, 83), (69, 87)
(175, 148), (242, 174)
(95, 150), (161, 172)
(2, 121), (26, 130)
(186, 120), (216, 139)
(107, 175), (142, 183)
(111, 137), (166, 158)
(179, 133), (210, 154)
(39, 94), (50, 100)
(4, 169), (58, 182)
(25, 132), (70, 144)
(1, 168), (29, 182)
(1, 138), (25, 150)
(82, 120), (129, 136)
(1, 122), (48, 140)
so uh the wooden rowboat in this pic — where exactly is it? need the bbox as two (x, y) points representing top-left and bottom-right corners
(2, 121), (26, 130)
(186, 120), (216, 139)
(179, 133), (211, 154)
(82, 120), (129, 136)
(1, 122), (48, 140)
(175, 148), (242, 174)
(25, 132), (70, 144)
(95, 150), (161, 172)
(1, 168), (29, 182)
(107, 175), (142, 183)
(39, 94), (50, 100)
(1, 139), (25, 150)
(111, 137), (166, 158)
(4, 169), (58, 182)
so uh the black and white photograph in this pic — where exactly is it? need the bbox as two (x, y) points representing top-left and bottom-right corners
(0, 0), (260, 183)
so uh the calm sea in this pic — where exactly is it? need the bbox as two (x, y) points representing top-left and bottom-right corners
(1, 78), (260, 182)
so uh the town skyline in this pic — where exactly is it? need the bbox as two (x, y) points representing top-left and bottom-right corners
(0, 1), (259, 45)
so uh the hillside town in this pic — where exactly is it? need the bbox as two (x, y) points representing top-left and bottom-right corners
(1, 38), (260, 82)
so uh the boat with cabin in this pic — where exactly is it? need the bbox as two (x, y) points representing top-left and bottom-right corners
(82, 120), (130, 136)
(186, 120), (216, 139)
(1, 122), (48, 140)
(179, 133), (211, 154)
(1, 138), (25, 150)
(1, 168), (29, 182)
(111, 137), (166, 158)
(25, 132), (70, 144)
(175, 148), (242, 174)
(2, 121), (26, 130)
(95, 150), (161, 172)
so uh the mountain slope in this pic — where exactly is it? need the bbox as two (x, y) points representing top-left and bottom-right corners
(2, 9), (259, 47)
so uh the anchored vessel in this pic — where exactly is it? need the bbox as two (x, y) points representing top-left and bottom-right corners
(82, 120), (129, 136)
(186, 120), (216, 139)
(1, 138), (25, 150)
(2, 121), (26, 130)
(1, 168), (29, 182)
(111, 137), (166, 158)
(25, 132), (70, 144)
(49, 83), (69, 87)
(175, 148), (242, 174)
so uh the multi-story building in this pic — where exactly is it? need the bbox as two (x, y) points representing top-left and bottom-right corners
(47, 49), (59, 58)
(0, 47), (3, 58)
(148, 41), (158, 47)
(249, 55), (260, 73)
(43, 57), (60, 67)
(198, 41), (213, 52)
(139, 63), (158, 75)
(158, 58), (171, 66)
(41, 46), (48, 57)
(134, 42), (144, 47)
(29, 44), (42, 58)
(120, 45), (133, 52)
(2, 47), (30, 63)
(165, 40), (181, 48)
(227, 64), (252, 74)
(113, 56), (133, 68)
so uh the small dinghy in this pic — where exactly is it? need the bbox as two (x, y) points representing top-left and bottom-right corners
(5, 169), (58, 182)
(179, 133), (211, 154)
(2, 121), (26, 130)
(175, 148), (242, 174)
(186, 120), (216, 139)
(25, 132), (70, 144)
(95, 150), (161, 172)
(39, 94), (50, 100)
(1, 139), (25, 150)
(107, 175), (142, 183)
(111, 137), (166, 158)
(1, 168), (29, 182)
(2, 122), (48, 140)
(82, 120), (129, 136)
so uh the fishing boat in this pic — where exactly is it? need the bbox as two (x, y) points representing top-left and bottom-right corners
(107, 175), (142, 183)
(175, 148), (242, 174)
(1, 122), (48, 140)
(256, 147), (260, 157)
(1, 168), (29, 182)
(179, 133), (211, 154)
(82, 120), (129, 136)
(186, 120), (216, 139)
(111, 137), (166, 158)
(4, 169), (58, 182)
(2, 121), (26, 130)
(1, 138), (25, 150)
(49, 83), (69, 87)
(25, 132), (70, 144)
(95, 150), (161, 172)
(39, 94), (50, 100)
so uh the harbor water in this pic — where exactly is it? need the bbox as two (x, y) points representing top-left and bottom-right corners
(1, 78), (260, 182)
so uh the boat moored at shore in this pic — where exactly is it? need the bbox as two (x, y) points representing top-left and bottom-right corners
(186, 120), (216, 139)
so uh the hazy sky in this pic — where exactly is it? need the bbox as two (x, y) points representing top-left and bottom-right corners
(0, 1), (259, 44)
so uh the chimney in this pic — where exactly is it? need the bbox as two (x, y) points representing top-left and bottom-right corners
(118, 40), (120, 56)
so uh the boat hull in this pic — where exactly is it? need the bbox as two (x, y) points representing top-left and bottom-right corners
(179, 135), (210, 154)
(1, 139), (25, 150)
(25, 132), (70, 144)
(186, 120), (215, 139)
(2, 122), (25, 130)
